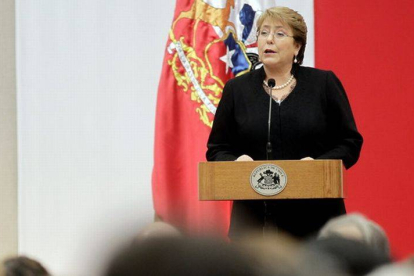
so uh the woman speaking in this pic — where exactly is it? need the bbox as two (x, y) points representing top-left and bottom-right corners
(206, 7), (363, 240)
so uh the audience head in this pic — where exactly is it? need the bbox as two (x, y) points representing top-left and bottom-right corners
(239, 231), (347, 276)
(108, 231), (348, 276)
(306, 236), (391, 276)
(366, 260), (414, 276)
(2, 256), (49, 276)
(105, 236), (260, 276)
(318, 213), (390, 257)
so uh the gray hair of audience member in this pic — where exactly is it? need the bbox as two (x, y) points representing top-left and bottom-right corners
(3, 256), (50, 276)
(318, 213), (390, 256)
(239, 231), (348, 276)
(366, 261), (414, 276)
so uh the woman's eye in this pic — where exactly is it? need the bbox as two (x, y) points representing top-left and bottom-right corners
(276, 32), (286, 37)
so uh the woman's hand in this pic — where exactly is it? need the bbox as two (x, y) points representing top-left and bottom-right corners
(236, 155), (254, 161)
(301, 157), (314, 160)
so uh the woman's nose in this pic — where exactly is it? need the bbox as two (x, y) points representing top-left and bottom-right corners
(266, 33), (275, 43)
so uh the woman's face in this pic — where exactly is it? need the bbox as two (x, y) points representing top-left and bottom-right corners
(257, 18), (300, 70)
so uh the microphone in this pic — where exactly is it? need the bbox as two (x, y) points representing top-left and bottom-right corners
(266, 79), (275, 160)
(267, 79), (275, 88)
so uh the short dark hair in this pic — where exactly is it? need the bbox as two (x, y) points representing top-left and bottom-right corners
(4, 256), (49, 276)
(105, 237), (259, 276)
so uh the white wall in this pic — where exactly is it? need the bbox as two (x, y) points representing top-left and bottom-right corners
(15, 1), (314, 275)
(16, 1), (175, 275)
(0, 0), (18, 261)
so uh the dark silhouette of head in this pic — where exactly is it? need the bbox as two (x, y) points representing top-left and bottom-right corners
(306, 236), (391, 276)
(105, 236), (259, 276)
(3, 256), (49, 276)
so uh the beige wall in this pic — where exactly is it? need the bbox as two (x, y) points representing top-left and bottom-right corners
(0, 0), (18, 260)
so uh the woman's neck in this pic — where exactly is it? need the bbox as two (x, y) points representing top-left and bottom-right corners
(263, 65), (293, 85)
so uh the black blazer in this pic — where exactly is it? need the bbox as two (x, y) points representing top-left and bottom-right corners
(206, 66), (363, 239)
(207, 66), (363, 169)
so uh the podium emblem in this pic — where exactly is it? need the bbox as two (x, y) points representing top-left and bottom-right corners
(250, 164), (287, 196)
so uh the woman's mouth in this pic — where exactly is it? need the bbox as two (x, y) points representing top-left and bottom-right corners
(264, 49), (276, 54)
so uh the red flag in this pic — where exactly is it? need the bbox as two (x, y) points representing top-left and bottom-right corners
(152, 0), (238, 235)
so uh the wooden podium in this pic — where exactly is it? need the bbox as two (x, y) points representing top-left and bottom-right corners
(199, 160), (344, 200)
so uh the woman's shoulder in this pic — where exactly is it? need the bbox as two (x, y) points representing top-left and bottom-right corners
(297, 66), (341, 85)
(298, 66), (333, 77)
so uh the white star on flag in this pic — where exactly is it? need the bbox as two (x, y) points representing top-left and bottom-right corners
(219, 46), (235, 74)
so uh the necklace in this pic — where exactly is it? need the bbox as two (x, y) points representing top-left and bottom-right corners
(263, 74), (295, 90)
(264, 81), (296, 105)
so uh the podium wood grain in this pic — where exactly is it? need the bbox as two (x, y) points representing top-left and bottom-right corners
(199, 160), (343, 200)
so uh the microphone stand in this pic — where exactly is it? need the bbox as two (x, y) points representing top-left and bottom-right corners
(263, 79), (277, 237)
(266, 82), (274, 160)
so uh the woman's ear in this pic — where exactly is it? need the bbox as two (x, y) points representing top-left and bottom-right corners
(295, 43), (301, 55)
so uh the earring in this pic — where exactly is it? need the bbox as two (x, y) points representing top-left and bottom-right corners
(294, 56), (298, 63)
